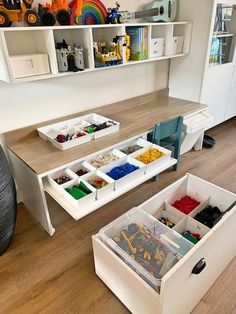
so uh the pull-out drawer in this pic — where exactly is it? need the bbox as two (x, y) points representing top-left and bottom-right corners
(92, 174), (236, 314)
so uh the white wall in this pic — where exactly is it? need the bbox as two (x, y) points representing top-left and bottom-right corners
(0, 0), (169, 137)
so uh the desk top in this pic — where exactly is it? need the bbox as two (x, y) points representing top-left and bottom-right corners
(5, 90), (207, 175)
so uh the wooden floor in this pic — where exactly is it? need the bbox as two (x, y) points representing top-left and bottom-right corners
(0, 118), (236, 314)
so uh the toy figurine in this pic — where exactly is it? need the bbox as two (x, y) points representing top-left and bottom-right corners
(124, 34), (131, 61)
(106, 2), (123, 24)
(56, 39), (85, 73)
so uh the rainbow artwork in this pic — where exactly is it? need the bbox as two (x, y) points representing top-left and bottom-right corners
(82, 0), (107, 25)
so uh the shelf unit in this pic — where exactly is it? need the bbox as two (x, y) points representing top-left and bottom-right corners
(0, 22), (192, 84)
(169, 0), (236, 127)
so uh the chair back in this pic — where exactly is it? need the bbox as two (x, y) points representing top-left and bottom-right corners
(152, 116), (183, 145)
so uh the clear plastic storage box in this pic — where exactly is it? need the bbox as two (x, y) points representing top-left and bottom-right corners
(99, 207), (193, 291)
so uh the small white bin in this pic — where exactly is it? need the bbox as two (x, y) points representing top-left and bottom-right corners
(83, 170), (115, 200)
(181, 111), (213, 155)
(47, 168), (78, 193)
(63, 178), (96, 210)
(130, 140), (172, 174)
(99, 156), (145, 191)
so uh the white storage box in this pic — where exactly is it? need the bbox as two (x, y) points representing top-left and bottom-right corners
(10, 54), (50, 79)
(181, 111), (214, 155)
(99, 207), (193, 291)
(150, 38), (165, 58)
(93, 174), (236, 314)
(172, 36), (184, 54)
(99, 156), (145, 190)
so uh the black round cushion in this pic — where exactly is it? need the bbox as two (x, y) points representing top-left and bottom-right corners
(0, 146), (17, 255)
(203, 135), (215, 149)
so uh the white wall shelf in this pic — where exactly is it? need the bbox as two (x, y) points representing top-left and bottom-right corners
(0, 21), (192, 84)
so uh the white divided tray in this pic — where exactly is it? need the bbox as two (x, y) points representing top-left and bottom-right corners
(99, 156), (145, 190)
(37, 113), (120, 150)
(82, 170), (115, 200)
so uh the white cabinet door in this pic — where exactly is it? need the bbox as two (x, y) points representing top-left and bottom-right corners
(200, 65), (233, 127)
(225, 66), (236, 120)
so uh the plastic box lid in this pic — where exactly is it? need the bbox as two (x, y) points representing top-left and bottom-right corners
(183, 111), (213, 134)
(99, 207), (193, 291)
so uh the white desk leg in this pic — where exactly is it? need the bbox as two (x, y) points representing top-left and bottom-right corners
(8, 150), (55, 236)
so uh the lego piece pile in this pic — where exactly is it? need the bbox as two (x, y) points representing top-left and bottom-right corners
(65, 182), (92, 200)
(194, 205), (222, 228)
(135, 148), (165, 164)
(54, 175), (71, 185)
(88, 176), (108, 189)
(83, 121), (116, 134)
(76, 168), (88, 176)
(120, 144), (142, 155)
(89, 153), (119, 168)
(55, 131), (87, 143)
(112, 223), (177, 281)
(106, 163), (139, 180)
(159, 216), (175, 228)
(172, 196), (200, 214)
(181, 231), (201, 244)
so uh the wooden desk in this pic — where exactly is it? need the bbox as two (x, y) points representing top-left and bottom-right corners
(4, 91), (207, 235)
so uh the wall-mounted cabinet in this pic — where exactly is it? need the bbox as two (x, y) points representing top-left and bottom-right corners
(169, 0), (236, 127)
(0, 22), (192, 84)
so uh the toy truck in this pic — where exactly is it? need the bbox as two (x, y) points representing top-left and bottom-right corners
(0, 0), (39, 27)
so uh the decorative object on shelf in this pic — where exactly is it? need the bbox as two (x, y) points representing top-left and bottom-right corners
(38, 0), (71, 26)
(0, 146), (17, 255)
(106, 1), (123, 24)
(121, 0), (177, 23)
(56, 39), (85, 72)
(73, 0), (107, 25)
(93, 36), (123, 67)
(126, 27), (148, 61)
(124, 33), (131, 61)
(0, 0), (39, 27)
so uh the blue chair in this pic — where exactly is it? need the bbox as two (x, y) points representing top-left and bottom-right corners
(151, 116), (183, 171)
